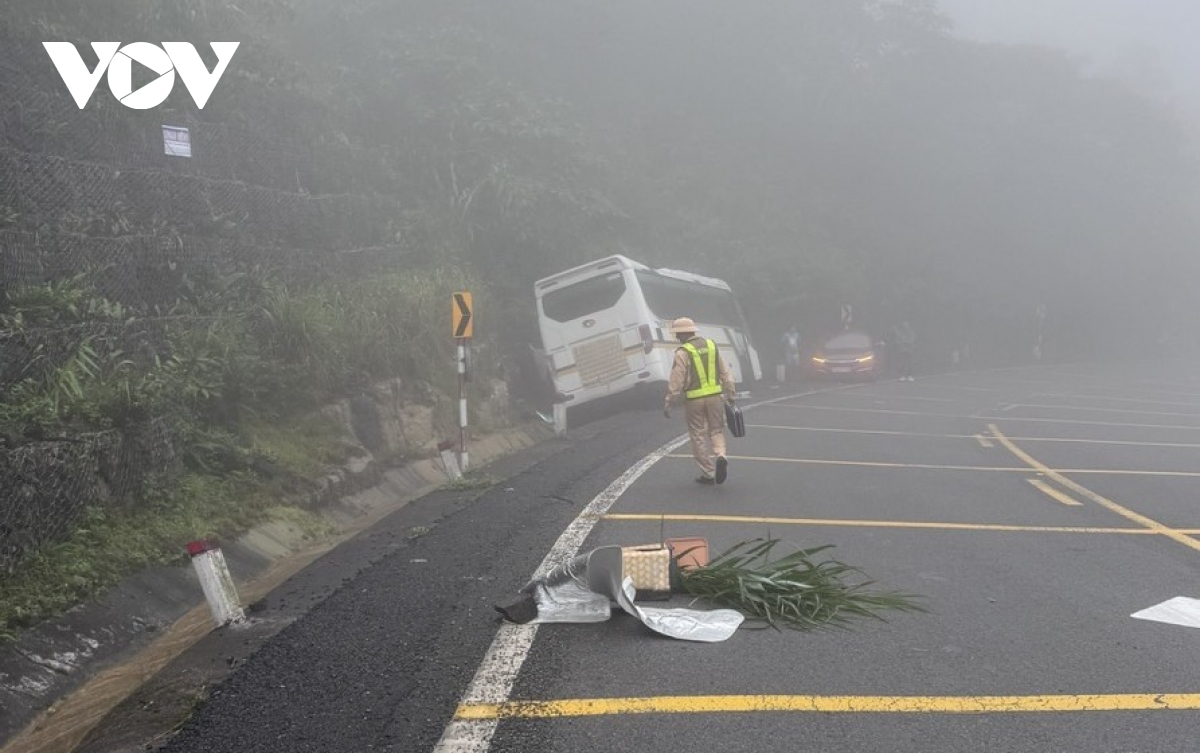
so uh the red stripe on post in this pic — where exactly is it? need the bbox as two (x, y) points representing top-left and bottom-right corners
(187, 539), (217, 557)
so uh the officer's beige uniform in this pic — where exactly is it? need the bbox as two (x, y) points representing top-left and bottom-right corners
(665, 324), (737, 480)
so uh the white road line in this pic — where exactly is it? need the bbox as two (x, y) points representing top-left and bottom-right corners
(933, 374), (1115, 389)
(975, 434), (995, 448)
(776, 403), (1200, 432)
(1007, 402), (1200, 420)
(1078, 382), (1200, 400)
(1022, 392), (1200, 410)
(830, 392), (963, 404)
(1062, 385), (1200, 401)
(433, 434), (689, 752)
(900, 382), (1002, 393)
(976, 415), (1200, 432)
(746, 424), (1200, 450)
(775, 404), (959, 417)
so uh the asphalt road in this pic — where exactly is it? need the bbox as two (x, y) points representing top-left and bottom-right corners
(160, 364), (1200, 753)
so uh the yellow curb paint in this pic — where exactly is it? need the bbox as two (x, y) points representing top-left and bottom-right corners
(600, 513), (1200, 535)
(455, 693), (1200, 720)
(1027, 478), (1083, 506)
(990, 424), (1200, 555)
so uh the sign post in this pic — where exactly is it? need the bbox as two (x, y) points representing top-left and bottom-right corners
(452, 292), (474, 472)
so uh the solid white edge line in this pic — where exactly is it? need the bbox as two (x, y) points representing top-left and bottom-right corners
(432, 434), (688, 751)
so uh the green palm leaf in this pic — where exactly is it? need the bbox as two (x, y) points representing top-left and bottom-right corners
(679, 538), (925, 631)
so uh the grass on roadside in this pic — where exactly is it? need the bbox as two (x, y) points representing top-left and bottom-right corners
(0, 419), (344, 644)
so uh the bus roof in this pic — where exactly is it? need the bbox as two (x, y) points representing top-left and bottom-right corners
(653, 266), (732, 291)
(534, 255), (644, 293)
(535, 255), (732, 295)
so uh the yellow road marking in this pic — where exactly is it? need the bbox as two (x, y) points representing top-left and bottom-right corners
(747, 424), (1200, 450)
(990, 424), (1200, 555)
(455, 693), (1200, 719)
(667, 454), (1200, 477)
(975, 433), (995, 448)
(1028, 478), (1083, 506)
(600, 513), (1200, 535)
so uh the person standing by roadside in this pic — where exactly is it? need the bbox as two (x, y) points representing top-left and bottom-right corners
(664, 317), (738, 484)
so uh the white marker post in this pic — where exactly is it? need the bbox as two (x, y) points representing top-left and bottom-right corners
(187, 540), (246, 627)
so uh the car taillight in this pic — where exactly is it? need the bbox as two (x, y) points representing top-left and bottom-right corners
(639, 324), (653, 354)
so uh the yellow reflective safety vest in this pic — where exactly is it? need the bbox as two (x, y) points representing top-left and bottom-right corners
(681, 339), (723, 399)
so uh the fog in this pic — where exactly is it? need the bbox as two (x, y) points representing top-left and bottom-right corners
(319, 0), (1198, 366)
(941, 0), (1200, 110)
(6, 0), (1200, 400)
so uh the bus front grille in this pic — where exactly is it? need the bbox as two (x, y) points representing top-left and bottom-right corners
(573, 335), (630, 387)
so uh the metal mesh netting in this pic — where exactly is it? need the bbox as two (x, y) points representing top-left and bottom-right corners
(0, 30), (437, 576)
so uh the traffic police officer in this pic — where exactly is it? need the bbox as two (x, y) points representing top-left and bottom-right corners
(663, 317), (737, 484)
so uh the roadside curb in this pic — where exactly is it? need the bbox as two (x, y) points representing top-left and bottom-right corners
(0, 420), (555, 753)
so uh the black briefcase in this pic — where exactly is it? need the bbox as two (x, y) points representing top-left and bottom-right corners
(725, 402), (746, 438)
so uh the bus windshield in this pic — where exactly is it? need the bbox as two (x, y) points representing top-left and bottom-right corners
(635, 271), (742, 328)
(541, 271), (627, 323)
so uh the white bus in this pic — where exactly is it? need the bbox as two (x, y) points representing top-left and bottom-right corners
(535, 255), (762, 411)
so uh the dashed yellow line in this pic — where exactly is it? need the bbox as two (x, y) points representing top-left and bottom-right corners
(990, 424), (1200, 555)
(455, 693), (1200, 719)
(1027, 478), (1083, 506)
(600, 513), (1200, 535)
